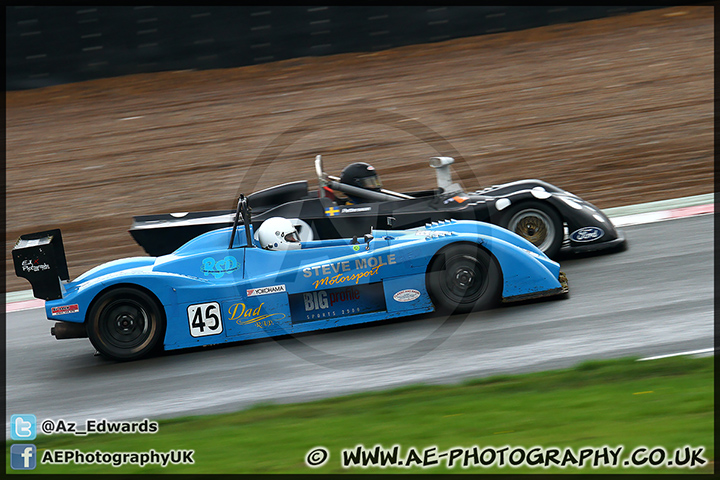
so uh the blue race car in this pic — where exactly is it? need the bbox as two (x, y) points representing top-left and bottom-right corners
(13, 196), (568, 361)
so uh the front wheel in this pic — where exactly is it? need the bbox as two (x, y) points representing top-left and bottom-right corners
(86, 287), (165, 361)
(500, 201), (564, 259)
(426, 244), (502, 314)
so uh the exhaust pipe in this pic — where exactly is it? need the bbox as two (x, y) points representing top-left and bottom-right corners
(51, 322), (87, 339)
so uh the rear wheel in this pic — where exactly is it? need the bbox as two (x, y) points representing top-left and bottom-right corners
(87, 287), (165, 361)
(500, 201), (563, 258)
(426, 244), (501, 314)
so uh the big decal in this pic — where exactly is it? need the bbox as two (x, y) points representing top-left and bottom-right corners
(289, 283), (387, 324)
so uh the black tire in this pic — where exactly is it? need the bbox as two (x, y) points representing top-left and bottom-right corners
(86, 287), (165, 361)
(499, 201), (564, 259)
(426, 244), (502, 314)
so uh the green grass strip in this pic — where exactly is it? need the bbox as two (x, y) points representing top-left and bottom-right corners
(6, 355), (713, 474)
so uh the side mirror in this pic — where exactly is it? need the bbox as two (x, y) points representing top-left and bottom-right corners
(363, 233), (373, 250)
(315, 155), (328, 184)
(386, 216), (396, 228)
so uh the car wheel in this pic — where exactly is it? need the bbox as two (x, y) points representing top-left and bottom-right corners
(500, 201), (563, 258)
(426, 243), (501, 314)
(87, 287), (165, 361)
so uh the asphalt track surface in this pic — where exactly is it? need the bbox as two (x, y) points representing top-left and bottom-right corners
(5, 214), (713, 436)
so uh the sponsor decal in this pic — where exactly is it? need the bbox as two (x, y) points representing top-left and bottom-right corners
(570, 226), (605, 243)
(414, 230), (450, 238)
(201, 255), (239, 279)
(289, 283), (387, 323)
(302, 254), (397, 289)
(246, 284), (287, 297)
(393, 289), (421, 303)
(303, 287), (360, 311)
(443, 195), (469, 204)
(324, 206), (373, 216)
(51, 304), (79, 316)
(340, 206), (372, 214)
(303, 255), (396, 278)
(228, 302), (286, 328)
(21, 259), (50, 273)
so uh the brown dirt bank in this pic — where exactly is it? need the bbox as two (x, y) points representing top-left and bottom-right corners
(6, 6), (713, 293)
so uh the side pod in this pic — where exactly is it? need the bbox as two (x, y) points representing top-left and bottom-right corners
(12, 229), (69, 301)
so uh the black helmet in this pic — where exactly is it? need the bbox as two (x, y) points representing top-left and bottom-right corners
(340, 162), (382, 191)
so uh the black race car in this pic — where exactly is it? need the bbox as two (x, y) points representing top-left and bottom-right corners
(130, 155), (626, 259)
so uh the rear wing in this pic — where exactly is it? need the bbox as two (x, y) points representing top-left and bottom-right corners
(12, 229), (69, 300)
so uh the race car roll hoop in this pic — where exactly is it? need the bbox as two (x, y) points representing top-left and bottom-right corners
(229, 194), (255, 249)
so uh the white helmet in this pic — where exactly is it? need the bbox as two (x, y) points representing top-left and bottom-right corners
(256, 217), (301, 251)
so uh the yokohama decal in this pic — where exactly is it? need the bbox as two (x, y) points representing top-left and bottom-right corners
(247, 285), (287, 297)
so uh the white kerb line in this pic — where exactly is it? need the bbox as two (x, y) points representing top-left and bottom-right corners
(637, 348), (714, 361)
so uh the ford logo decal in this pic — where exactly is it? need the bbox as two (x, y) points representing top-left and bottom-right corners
(570, 226), (604, 243)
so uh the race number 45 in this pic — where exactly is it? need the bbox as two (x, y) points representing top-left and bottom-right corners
(188, 302), (223, 337)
